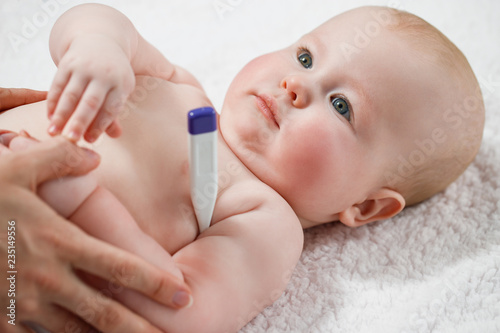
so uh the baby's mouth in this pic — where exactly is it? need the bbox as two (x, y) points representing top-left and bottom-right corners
(255, 94), (279, 129)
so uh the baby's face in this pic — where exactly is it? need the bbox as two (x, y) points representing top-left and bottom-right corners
(220, 7), (448, 227)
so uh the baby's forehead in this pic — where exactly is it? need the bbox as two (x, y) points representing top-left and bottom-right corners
(305, 6), (399, 44)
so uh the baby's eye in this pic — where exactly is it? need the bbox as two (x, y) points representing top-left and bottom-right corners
(331, 97), (350, 121)
(297, 49), (313, 69)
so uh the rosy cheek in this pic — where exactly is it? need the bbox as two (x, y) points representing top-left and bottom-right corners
(282, 123), (336, 189)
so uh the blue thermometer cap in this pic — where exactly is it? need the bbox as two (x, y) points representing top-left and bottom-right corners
(188, 107), (217, 134)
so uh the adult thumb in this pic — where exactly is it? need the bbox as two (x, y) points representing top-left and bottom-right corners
(6, 136), (100, 190)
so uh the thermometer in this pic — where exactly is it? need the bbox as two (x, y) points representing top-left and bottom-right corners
(188, 106), (218, 233)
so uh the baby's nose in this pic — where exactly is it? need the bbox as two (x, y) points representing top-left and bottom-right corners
(280, 76), (309, 108)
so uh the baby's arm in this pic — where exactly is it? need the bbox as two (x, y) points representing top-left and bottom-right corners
(113, 181), (305, 333)
(47, 3), (202, 143)
(40, 165), (303, 332)
(64, 186), (187, 288)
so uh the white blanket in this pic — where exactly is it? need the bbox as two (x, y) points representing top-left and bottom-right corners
(1, 1), (498, 332)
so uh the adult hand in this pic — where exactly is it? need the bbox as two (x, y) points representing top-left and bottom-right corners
(0, 88), (47, 112)
(0, 135), (191, 333)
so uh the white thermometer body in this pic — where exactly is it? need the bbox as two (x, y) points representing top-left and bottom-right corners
(188, 107), (218, 233)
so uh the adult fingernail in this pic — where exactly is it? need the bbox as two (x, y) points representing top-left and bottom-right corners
(82, 148), (100, 161)
(0, 132), (16, 146)
(172, 291), (193, 308)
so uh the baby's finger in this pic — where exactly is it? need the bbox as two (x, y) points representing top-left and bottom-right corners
(47, 69), (71, 119)
(63, 81), (107, 142)
(84, 110), (114, 143)
(84, 89), (125, 143)
(48, 76), (89, 137)
(105, 120), (122, 138)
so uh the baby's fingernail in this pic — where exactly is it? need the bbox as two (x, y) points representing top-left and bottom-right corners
(172, 291), (193, 308)
(86, 134), (96, 143)
(65, 130), (80, 142)
(48, 124), (59, 135)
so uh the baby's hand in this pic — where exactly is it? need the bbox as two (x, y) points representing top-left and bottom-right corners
(47, 35), (135, 143)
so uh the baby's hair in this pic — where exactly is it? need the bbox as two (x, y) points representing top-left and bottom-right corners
(382, 8), (485, 206)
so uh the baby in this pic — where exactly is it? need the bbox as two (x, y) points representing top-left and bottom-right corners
(0, 4), (484, 333)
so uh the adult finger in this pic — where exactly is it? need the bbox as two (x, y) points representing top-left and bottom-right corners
(54, 270), (164, 333)
(0, 88), (47, 112)
(22, 304), (95, 333)
(0, 130), (17, 147)
(0, 135), (14, 157)
(0, 144), (10, 157)
(1, 136), (100, 189)
(68, 234), (192, 309)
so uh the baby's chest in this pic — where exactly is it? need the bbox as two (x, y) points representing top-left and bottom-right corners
(94, 80), (211, 253)
(95, 129), (198, 252)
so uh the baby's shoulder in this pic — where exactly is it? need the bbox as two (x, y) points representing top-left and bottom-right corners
(212, 179), (302, 237)
(131, 75), (212, 117)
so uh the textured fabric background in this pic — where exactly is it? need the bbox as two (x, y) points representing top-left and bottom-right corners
(1, 1), (499, 332)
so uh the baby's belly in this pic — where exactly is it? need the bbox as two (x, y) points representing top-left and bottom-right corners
(104, 77), (212, 252)
(0, 78), (211, 254)
(97, 113), (199, 254)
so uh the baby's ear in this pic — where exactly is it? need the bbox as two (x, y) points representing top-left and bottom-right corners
(339, 188), (405, 227)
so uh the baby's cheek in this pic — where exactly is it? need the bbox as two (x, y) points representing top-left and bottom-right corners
(282, 124), (335, 189)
